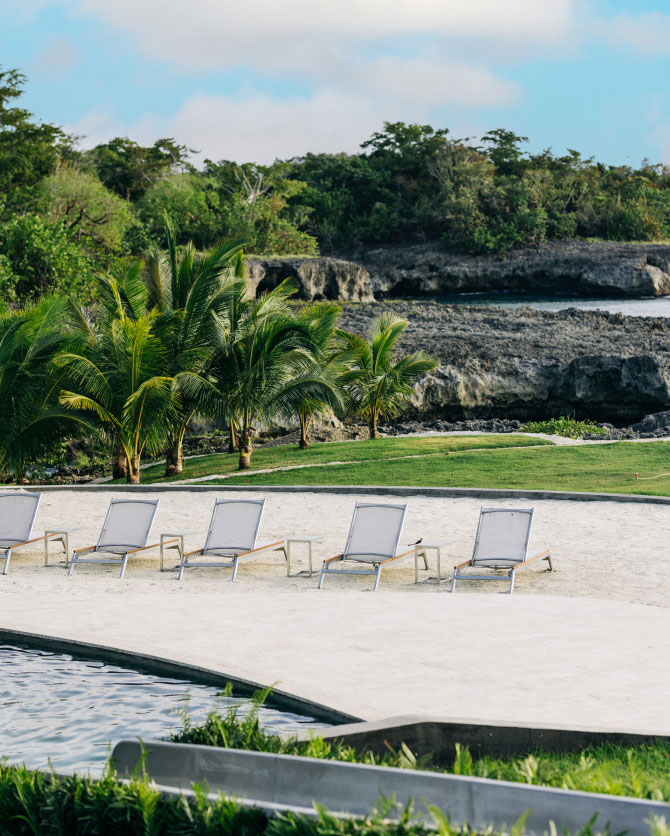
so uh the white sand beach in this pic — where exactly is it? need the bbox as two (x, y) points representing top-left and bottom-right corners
(0, 488), (669, 731)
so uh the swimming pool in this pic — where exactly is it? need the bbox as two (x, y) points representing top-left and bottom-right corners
(0, 644), (329, 773)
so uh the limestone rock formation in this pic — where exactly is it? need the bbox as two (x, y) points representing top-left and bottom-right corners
(245, 256), (373, 301)
(351, 241), (670, 298)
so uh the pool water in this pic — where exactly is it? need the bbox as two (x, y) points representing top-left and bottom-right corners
(0, 645), (329, 773)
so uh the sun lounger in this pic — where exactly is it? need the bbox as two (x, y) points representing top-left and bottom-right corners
(68, 498), (160, 579)
(450, 507), (552, 594)
(0, 491), (43, 574)
(177, 498), (286, 582)
(317, 502), (414, 591)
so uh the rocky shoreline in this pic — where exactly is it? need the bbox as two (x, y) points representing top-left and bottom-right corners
(246, 240), (670, 301)
(338, 301), (670, 424)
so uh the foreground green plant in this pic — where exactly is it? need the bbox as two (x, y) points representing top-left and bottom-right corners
(173, 689), (670, 803)
(520, 417), (607, 439)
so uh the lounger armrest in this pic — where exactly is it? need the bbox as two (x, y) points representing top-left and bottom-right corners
(73, 545), (97, 557)
(509, 548), (551, 571)
(11, 534), (47, 548)
(183, 547), (205, 558)
(239, 540), (285, 556)
(124, 541), (165, 555)
(323, 553), (344, 565)
(453, 558), (471, 570)
(379, 548), (415, 565)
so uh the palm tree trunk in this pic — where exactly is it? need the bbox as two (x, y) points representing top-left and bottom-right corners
(127, 456), (141, 484)
(228, 419), (239, 454)
(299, 411), (312, 449)
(165, 429), (185, 477)
(238, 427), (252, 470)
(368, 413), (378, 439)
(113, 449), (128, 480)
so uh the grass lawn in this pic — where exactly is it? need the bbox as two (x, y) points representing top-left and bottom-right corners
(208, 439), (670, 497)
(132, 434), (551, 484)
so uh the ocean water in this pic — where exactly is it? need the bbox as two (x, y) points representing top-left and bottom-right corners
(426, 293), (670, 317)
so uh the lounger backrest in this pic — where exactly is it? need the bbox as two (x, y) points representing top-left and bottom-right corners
(471, 508), (533, 565)
(97, 499), (158, 551)
(343, 502), (406, 560)
(0, 492), (41, 546)
(204, 499), (264, 554)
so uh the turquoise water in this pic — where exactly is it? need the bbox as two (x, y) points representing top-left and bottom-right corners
(429, 293), (670, 317)
(0, 645), (328, 773)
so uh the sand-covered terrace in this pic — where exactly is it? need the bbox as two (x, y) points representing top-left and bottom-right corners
(0, 487), (668, 733)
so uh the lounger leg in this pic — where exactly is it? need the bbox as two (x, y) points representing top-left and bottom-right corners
(372, 564), (382, 591)
(231, 555), (239, 583)
(544, 552), (553, 571)
(2, 548), (10, 575)
(177, 552), (187, 582)
(450, 569), (458, 593)
(317, 562), (327, 589)
(67, 551), (76, 577)
(286, 541), (291, 576)
(119, 553), (129, 579)
(508, 570), (515, 595)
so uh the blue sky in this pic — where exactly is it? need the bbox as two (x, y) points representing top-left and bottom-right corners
(2, 0), (670, 166)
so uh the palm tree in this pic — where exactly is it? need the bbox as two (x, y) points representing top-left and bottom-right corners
(57, 277), (174, 483)
(339, 313), (437, 439)
(0, 296), (90, 480)
(212, 281), (343, 469)
(141, 221), (247, 476)
(293, 301), (345, 449)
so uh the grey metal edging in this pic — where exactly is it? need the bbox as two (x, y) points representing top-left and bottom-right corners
(0, 628), (359, 726)
(19, 482), (670, 505)
(294, 714), (670, 762)
(112, 740), (670, 836)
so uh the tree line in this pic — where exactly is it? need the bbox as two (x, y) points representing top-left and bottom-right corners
(0, 220), (436, 482)
(2, 67), (670, 307)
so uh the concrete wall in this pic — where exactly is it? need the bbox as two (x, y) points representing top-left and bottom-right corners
(112, 739), (670, 836)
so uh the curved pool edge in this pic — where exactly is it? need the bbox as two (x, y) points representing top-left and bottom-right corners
(0, 627), (360, 726)
(18, 482), (670, 505)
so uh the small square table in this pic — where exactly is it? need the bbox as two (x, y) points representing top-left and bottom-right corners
(285, 536), (321, 577)
(160, 531), (193, 571)
(414, 540), (450, 584)
(44, 527), (79, 568)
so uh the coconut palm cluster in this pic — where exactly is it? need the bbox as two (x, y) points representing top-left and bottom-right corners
(0, 226), (436, 482)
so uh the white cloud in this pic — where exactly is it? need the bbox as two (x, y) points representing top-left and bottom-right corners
(33, 36), (78, 73)
(597, 13), (670, 54)
(75, 0), (575, 59)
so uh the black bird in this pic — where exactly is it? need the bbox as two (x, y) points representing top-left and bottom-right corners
(407, 537), (423, 547)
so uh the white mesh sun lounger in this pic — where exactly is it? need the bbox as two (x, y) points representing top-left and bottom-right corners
(0, 491), (43, 574)
(317, 502), (413, 591)
(177, 498), (286, 582)
(68, 499), (160, 579)
(450, 507), (552, 594)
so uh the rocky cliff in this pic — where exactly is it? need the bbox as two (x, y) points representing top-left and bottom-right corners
(245, 256), (373, 301)
(246, 241), (670, 301)
(338, 302), (670, 423)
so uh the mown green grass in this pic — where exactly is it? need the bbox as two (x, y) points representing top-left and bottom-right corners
(131, 434), (551, 484)
(217, 440), (670, 496)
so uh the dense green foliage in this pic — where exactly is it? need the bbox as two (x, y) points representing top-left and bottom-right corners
(520, 416), (607, 439)
(2, 69), (670, 304)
